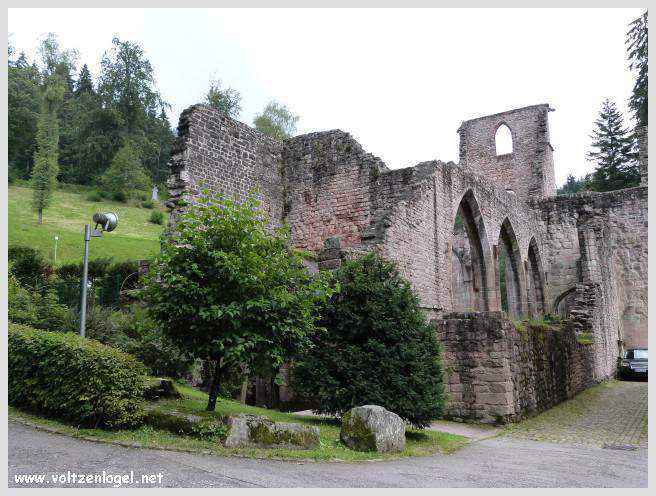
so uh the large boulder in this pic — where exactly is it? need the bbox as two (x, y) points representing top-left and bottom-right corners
(224, 414), (319, 449)
(340, 405), (406, 453)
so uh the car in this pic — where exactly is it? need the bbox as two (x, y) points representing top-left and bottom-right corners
(618, 348), (648, 379)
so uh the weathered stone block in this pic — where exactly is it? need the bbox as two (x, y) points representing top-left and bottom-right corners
(224, 414), (319, 449)
(340, 405), (405, 453)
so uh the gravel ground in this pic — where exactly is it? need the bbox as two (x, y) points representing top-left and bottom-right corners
(8, 421), (647, 488)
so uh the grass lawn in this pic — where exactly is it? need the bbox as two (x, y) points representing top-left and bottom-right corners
(8, 185), (166, 265)
(8, 383), (468, 462)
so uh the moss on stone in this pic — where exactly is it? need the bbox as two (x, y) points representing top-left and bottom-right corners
(341, 411), (377, 452)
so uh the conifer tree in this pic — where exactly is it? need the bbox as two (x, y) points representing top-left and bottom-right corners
(30, 77), (65, 224)
(626, 11), (648, 129)
(75, 64), (94, 95)
(587, 99), (640, 192)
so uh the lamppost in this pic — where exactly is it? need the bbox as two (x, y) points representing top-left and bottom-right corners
(79, 212), (118, 337)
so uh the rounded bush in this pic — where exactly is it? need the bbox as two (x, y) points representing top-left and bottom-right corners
(292, 253), (445, 428)
(8, 245), (52, 287)
(141, 199), (155, 209)
(9, 324), (147, 428)
(148, 210), (164, 225)
(86, 190), (104, 202)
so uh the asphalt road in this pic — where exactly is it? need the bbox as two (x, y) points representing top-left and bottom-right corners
(8, 421), (647, 488)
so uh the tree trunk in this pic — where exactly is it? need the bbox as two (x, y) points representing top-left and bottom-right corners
(38, 208), (43, 225)
(239, 364), (249, 405)
(206, 357), (223, 412)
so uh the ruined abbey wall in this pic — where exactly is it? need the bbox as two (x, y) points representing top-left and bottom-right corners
(167, 103), (648, 418)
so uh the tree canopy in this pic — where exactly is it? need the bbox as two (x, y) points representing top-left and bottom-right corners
(254, 100), (299, 141)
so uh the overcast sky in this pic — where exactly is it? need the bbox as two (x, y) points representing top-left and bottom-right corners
(8, 8), (643, 186)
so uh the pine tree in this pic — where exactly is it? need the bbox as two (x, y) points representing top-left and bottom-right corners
(587, 99), (640, 192)
(31, 78), (65, 224)
(75, 64), (94, 95)
(626, 11), (648, 129)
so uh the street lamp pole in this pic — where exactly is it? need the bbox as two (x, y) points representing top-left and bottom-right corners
(78, 212), (118, 338)
(79, 224), (91, 337)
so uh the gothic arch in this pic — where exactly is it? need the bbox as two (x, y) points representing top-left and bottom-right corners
(497, 217), (526, 317)
(495, 123), (514, 156)
(526, 237), (546, 316)
(449, 189), (496, 311)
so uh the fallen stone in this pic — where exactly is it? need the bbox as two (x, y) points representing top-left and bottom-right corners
(340, 405), (405, 453)
(224, 414), (320, 449)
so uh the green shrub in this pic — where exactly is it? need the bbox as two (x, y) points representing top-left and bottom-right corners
(292, 253), (445, 428)
(86, 190), (104, 202)
(9, 245), (52, 287)
(148, 210), (164, 225)
(112, 190), (127, 203)
(137, 191), (149, 202)
(9, 271), (71, 331)
(8, 323), (147, 428)
(141, 199), (155, 209)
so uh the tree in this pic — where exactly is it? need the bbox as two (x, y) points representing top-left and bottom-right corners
(587, 99), (640, 192)
(101, 140), (151, 200)
(75, 64), (94, 95)
(205, 79), (242, 117)
(98, 37), (163, 136)
(8, 51), (41, 179)
(254, 101), (299, 141)
(142, 191), (333, 411)
(626, 11), (648, 129)
(292, 253), (445, 428)
(30, 77), (65, 224)
(556, 173), (591, 195)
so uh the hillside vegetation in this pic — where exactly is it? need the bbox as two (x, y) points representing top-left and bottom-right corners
(8, 185), (166, 265)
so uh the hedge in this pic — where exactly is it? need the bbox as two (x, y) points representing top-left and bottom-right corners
(8, 324), (147, 428)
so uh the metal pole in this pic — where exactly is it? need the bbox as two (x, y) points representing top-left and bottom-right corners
(54, 235), (58, 265)
(79, 224), (91, 337)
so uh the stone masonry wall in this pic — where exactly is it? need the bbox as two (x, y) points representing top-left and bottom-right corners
(438, 312), (595, 424)
(166, 105), (285, 229)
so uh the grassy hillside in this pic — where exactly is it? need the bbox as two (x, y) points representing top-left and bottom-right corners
(8, 185), (167, 265)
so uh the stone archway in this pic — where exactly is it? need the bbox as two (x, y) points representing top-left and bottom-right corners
(497, 218), (525, 318)
(526, 237), (546, 316)
(450, 190), (494, 312)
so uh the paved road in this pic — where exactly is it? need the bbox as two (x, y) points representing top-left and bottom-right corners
(8, 421), (647, 488)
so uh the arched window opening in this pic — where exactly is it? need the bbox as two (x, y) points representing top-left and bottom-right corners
(495, 124), (513, 156)
(497, 219), (523, 318)
(450, 192), (490, 312)
(527, 239), (546, 316)
(555, 288), (577, 319)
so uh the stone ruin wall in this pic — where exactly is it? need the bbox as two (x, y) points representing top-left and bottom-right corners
(166, 104), (648, 418)
(438, 312), (595, 423)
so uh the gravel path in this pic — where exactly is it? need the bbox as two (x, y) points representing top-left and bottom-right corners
(8, 421), (647, 488)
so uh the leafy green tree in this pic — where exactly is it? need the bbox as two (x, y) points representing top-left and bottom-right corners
(254, 101), (299, 141)
(626, 11), (648, 128)
(101, 140), (151, 200)
(142, 191), (334, 411)
(205, 79), (242, 117)
(556, 173), (592, 195)
(587, 99), (640, 192)
(98, 37), (173, 183)
(292, 253), (445, 428)
(31, 77), (65, 224)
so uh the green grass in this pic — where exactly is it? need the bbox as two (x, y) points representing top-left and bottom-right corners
(8, 185), (167, 265)
(9, 382), (468, 462)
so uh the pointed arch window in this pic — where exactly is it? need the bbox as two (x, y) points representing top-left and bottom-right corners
(495, 124), (513, 156)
